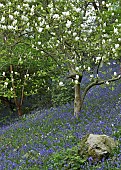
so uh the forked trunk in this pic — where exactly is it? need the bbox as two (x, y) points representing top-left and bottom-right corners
(74, 84), (83, 118)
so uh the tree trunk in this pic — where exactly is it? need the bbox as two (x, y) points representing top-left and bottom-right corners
(74, 84), (83, 118)
(17, 104), (23, 116)
(10, 65), (23, 116)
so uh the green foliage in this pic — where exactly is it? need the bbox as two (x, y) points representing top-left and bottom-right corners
(0, 0), (121, 116)
(44, 144), (87, 169)
(51, 79), (74, 106)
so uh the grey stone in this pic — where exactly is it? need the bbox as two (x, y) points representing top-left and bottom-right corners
(79, 134), (118, 163)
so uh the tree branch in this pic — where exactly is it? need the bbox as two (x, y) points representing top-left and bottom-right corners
(96, 57), (102, 76)
(82, 75), (121, 101)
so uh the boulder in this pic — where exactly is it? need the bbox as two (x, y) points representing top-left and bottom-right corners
(79, 134), (118, 163)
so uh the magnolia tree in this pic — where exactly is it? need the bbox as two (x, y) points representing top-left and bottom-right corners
(0, 1), (56, 116)
(0, 0), (121, 117)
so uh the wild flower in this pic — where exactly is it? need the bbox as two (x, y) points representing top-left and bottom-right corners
(0, 64), (121, 169)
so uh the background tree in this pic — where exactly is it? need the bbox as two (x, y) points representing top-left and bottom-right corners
(0, 0), (121, 118)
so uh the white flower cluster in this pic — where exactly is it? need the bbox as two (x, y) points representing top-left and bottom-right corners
(66, 20), (72, 28)
(53, 14), (59, 19)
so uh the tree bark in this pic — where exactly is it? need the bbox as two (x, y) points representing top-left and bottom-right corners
(17, 104), (23, 116)
(74, 83), (83, 118)
(10, 65), (23, 116)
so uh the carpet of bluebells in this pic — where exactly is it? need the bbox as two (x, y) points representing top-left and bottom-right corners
(0, 64), (121, 170)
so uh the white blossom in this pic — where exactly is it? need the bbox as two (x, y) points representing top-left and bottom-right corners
(90, 74), (94, 78)
(115, 44), (119, 49)
(111, 123), (114, 127)
(102, 39), (105, 44)
(112, 48), (116, 52)
(40, 20), (45, 26)
(2, 72), (5, 76)
(8, 25), (14, 30)
(76, 75), (79, 80)
(114, 72), (117, 76)
(10, 87), (13, 91)
(117, 24), (121, 27)
(38, 17), (41, 21)
(1, 16), (5, 23)
(38, 27), (43, 33)
(114, 27), (118, 34)
(38, 41), (41, 45)
(113, 62), (116, 65)
(14, 11), (19, 16)
(83, 65), (86, 69)
(103, 22), (106, 27)
(96, 57), (101, 61)
(0, 3), (4, 7)
(9, 15), (14, 20)
(103, 34), (108, 38)
(75, 37), (79, 41)
(102, 1), (105, 5)
(75, 80), (78, 84)
(105, 81), (109, 85)
(53, 14), (59, 19)
(12, 20), (17, 26)
(62, 11), (69, 16)
(31, 6), (35, 13)
(4, 82), (8, 86)
(1, 25), (6, 29)
(68, 31), (71, 34)
(118, 75), (121, 78)
(81, 23), (86, 28)
(83, 37), (87, 41)
(23, 3), (29, 8)
(59, 82), (64, 86)
(73, 32), (77, 36)
(88, 67), (91, 71)
(46, 25), (49, 29)
(89, 29), (92, 33)
(17, 5), (21, 9)
(109, 39), (112, 42)
(75, 67), (79, 71)
(106, 3), (110, 8)
(66, 20), (72, 28)
(21, 15), (28, 21)
(75, 8), (81, 12)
